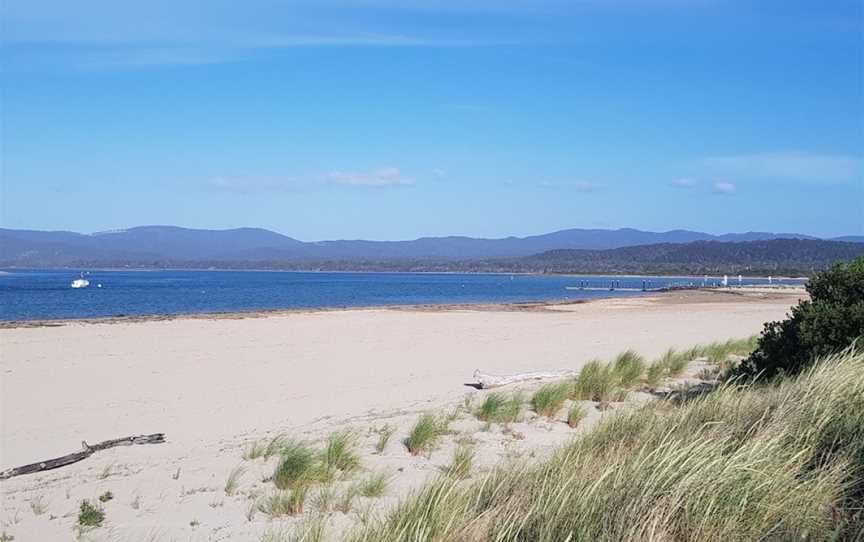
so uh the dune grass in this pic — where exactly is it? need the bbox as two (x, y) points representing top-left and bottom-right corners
(244, 434), (288, 461)
(336, 485), (358, 514)
(289, 514), (328, 542)
(373, 424), (396, 454)
(445, 442), (476, 480)
(571, 360), (616, 402)
(352, 350), (864, 541)
(405, 413), (449, 456)
(257, 488), (307, 517)
(224, 464), (246, 496)
(273, 441), (318, 490)
(475, 392), (523, 424)
(321, 430), (360, 477)
(567, 403), (587, 428)
(358, 471), (390, 498)
(531, 382), (570, 418)
(611, 349), (645, 388)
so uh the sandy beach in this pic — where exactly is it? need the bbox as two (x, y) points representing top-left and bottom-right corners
(0, 289), (804, 540)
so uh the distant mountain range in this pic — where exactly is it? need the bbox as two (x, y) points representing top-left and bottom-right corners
(1, 225), (862, 266)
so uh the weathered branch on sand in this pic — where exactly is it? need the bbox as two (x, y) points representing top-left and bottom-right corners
(0, 433), (165, 480)
(472, 369), (577, 389)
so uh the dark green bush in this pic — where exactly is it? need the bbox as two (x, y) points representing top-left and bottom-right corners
(735, 256), (864, 379)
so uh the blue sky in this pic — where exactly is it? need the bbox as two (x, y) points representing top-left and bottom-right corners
(2, 0), (862, 240)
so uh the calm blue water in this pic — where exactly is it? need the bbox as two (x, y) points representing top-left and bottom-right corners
(0, 270), (805, 321)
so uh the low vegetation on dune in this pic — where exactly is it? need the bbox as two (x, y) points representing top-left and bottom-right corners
(372, 424), (396, 454)
(445, 442), (476, 480)
(273, 441), (318, 490)
(475, 392), (522, 424)
(357, 471), (391, 498)
(352, 350), (864, 541)
(610, 349), (645, 388)
(571, 360), (616, 402)
(405, 413), (449, 456)
(321, 430), (361, 477)
(566, 403), (587, 428)
(530, 382), (570, 418)
(77, 500), (105, 528)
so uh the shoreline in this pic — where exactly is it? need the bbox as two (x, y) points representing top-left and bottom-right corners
(0, 286), (804, 329)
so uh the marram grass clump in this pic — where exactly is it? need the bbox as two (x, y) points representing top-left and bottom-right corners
(567, 403), (587, 428)
(273, 441), (317, 490)
(475, 392), (522, 424)
(531, 382), (570, 418)
(405, 413), (449, 456)
(351, 350), (864, 542)
(571, 360), (616, 402)
(321, 430), (360, 477)
(610, 349), (645, 388)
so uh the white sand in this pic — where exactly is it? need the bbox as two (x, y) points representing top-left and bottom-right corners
(0, 289), (803, 540)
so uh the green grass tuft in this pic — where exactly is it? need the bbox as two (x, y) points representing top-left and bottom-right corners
(257, 488), (307, 517)
(531, 382), (570, 418)
(611, 349), (646, 387)
(475, 392), (522, 424)
(321, 430), (361, 477)
(444, 442), (476, 480)
(224, 464), (246, 496)
(358, 471), (390, 498)
(405, 413), (449, 456)
(567, 403), (587, 428)
(572, 360), (616, 402)
(273, 441), (317, 490)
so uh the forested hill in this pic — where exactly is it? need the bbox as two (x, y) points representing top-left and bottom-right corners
(11, 238), (862, 276)
(514, 239), (864, 275)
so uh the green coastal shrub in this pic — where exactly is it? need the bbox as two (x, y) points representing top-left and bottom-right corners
(735, 256), (864, 379)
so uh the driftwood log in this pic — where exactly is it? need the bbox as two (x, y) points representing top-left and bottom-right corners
(473, 369), (577, 389)
(0, 433), (165, 480)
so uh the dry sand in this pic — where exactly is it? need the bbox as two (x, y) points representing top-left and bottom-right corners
(0, 289), (804, 540)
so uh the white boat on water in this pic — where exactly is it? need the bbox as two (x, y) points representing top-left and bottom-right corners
(70, 274), (90, 289)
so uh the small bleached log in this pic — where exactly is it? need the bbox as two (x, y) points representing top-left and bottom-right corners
(0, 433), (165, 480)
(473, 369), (577, 389)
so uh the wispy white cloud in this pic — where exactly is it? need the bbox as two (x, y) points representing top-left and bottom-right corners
(327, 167), (414, 187)
(712, 181), (736, 195)
(670, 178), (697, 188)
(704, 151), (862, 183)
(207, 166), (414, 192)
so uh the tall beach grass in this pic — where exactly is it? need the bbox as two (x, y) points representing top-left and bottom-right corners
(352, 350), (864, 541)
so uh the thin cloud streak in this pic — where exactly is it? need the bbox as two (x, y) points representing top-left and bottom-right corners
(327, 167), (414, 187)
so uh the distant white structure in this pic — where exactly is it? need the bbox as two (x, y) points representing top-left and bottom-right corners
(738, 274), (742, 286)
(722, 275), (728, 287)
(70, 273), (90, 289)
